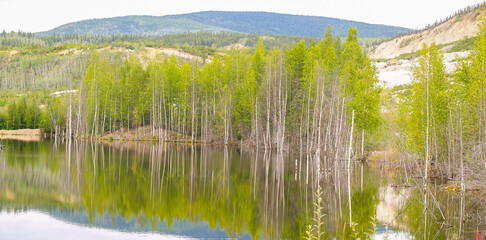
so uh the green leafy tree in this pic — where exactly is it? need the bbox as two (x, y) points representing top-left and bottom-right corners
(320, 25), (338, 73)
(400, 43), (449, 161)
(7, 101), (18, 130)
(340, 27), (382, 152)
(252, 37), (266, 85)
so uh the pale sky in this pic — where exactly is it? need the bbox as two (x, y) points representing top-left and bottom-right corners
(0, 0), (484, 32)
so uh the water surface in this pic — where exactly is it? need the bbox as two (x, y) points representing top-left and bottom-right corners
(0, 140), (482, 239)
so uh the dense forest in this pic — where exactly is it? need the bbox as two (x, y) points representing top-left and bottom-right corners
(39, 26), (380, 158)
(1, 26), (380, 146)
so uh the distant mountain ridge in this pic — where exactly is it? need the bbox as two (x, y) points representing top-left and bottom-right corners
(38, 11), (410, 38)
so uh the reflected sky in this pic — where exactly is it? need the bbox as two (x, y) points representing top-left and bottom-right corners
(0, 211), (192, 240)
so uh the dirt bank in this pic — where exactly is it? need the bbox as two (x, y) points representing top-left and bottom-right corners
(0, 129), (42, 141)
(91, 126), (250, 147)
(100, 126), (187, 141)
(376, 51), (469, 87)
(370, 8), (483, 59)
(0, 129), (41, 136)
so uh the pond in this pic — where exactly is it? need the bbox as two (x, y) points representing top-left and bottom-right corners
(0, 140), (483, 239)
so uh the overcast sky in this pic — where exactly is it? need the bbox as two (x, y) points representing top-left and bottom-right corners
(0, 0), (484, 32)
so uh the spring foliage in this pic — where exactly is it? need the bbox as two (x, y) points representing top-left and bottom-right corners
(30, 27), (381, 151)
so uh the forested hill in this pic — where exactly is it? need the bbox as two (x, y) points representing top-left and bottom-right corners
(167, 11), (410, 38)
(38, 11), (410, 38)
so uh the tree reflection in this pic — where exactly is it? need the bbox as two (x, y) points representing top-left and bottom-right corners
(1, 140), (484, 239)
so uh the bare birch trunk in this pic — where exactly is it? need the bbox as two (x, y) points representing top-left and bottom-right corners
(347, 110), (355, 226)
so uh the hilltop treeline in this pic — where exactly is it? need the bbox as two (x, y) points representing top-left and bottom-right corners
(423, 2), (485, 30)
(371, 3), (485, 48)
(1, 31), (316, 50)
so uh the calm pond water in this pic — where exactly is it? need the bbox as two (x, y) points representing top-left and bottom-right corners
(0, 139), (483, 239)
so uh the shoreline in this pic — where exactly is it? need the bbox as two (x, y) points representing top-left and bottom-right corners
(0, 129), (42, 141)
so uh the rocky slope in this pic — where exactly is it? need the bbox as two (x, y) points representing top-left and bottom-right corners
(377, 51), (469, 87)
(370, 7), (484, 59)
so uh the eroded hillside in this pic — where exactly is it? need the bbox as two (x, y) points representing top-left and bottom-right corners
(370, 7), (484, 59)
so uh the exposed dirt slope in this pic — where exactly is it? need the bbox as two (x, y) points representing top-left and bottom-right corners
(376, 51), (469, 87)
(370, 8), (484, 59)
(0, 129), (41, 136)
(0, 129), (42, 141)
(142, 47), (204, 62)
